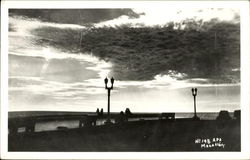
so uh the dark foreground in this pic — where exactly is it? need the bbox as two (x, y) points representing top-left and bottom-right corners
(9, 118), (240, 151)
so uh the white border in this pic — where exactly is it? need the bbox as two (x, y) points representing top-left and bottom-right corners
(1, 1), (250, 159)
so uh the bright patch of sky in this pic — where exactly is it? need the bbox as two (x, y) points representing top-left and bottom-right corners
(96, 8), (239, 27)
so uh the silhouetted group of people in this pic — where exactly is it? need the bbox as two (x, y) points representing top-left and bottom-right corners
(115, 108), (133, 124)
(78, 108), (133, 128)
(96, 108), (104, 117)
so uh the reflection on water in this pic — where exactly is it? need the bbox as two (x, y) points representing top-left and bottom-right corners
(35, 120), (79, 132)
(35, 119), (114, 132)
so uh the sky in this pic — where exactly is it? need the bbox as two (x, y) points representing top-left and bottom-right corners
(8, 8), (240, 113)
(96, 8), (239, 27)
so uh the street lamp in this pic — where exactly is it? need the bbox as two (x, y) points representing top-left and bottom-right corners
(104, 77), (114, 124)
(191, 88), (199, 120)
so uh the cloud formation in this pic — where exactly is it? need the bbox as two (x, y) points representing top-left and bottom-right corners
(96, 8), (239, 27)
(8, 11), (240, 112)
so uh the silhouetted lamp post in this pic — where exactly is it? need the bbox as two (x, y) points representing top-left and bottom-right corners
(104, 77), (114, 124)
(191, 88), (199, 120)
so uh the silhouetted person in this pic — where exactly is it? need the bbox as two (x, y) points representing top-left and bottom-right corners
(125, 108), (132, 121)
(125, 108), (132, 115)
(116, 111), (126, 124)
(96, 108), (100, 116)
(233, 110), (240, 121)
(100, 108), (103, 116)
(216, 110), (232, 121)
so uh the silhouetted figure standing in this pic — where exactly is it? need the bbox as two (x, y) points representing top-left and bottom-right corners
(125, 108), (132, 115)
(116, 111), (126, 124)
(96, 108), (100, 115)
(100, 108), (103, 116)
(125, 108), (132, 122)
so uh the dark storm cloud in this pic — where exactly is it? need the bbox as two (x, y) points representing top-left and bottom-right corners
(9, 9), (142, 25)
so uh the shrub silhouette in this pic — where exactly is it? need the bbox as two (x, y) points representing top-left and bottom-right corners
(216, 110), (232, 121)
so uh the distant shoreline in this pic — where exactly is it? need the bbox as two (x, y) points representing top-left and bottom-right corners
(8, 110), (236, 119)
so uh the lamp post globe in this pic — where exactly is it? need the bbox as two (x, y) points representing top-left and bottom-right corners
(111, 77), (114, 83)
(111, 77), (114, 89)
(104, 77), (108, 88)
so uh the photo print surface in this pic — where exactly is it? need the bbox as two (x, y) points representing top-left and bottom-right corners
(8, 7), (241, 152)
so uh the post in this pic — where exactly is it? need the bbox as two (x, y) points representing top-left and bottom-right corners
(107, 89), (110, 118)
(104, 77), (114, 124)
(194, 95), (196, 117)
(191, 88), (199, 120)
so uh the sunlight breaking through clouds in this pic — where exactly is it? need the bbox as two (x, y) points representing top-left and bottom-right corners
(95, 8), (239, 27)
(8, 11), (240, 112)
